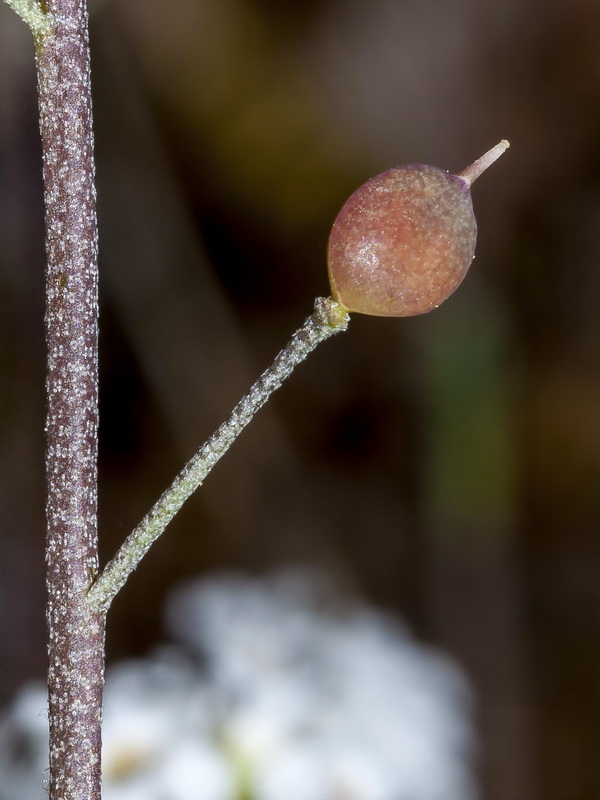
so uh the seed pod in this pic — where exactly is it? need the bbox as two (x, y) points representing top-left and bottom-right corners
(327, 141), (509, 317)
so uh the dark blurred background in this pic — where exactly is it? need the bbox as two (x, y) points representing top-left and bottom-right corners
(0, 0), (598, 798)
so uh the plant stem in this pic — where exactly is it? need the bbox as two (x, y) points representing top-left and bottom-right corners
(35, 1), (104, 798)
(2, 0), (51, 35)
(87, 297), (349, 614)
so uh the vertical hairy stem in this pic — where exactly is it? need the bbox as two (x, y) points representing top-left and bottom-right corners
(35, 2), (104, 798)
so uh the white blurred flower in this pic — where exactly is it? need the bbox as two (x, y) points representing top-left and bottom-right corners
(0, 683), (49, 800)
(166, 570), (477, 800)
(100, 651), (234, 800)
(0, 568), (478, 800)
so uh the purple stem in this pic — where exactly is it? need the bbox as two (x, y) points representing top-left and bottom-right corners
(35, 2), (104, 797)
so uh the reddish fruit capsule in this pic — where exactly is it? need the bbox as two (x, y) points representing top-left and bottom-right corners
(327, 141), (509, 317)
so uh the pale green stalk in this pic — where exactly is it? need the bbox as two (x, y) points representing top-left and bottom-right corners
(87, 297), (349, 613)
(3, 0), (51, 36)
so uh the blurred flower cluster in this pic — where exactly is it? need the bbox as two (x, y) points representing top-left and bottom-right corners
(0, 570), (477, 800)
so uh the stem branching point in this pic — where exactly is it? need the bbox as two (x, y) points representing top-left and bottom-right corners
(2, 0), (51, 37)
(87, 297), (349, 613)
